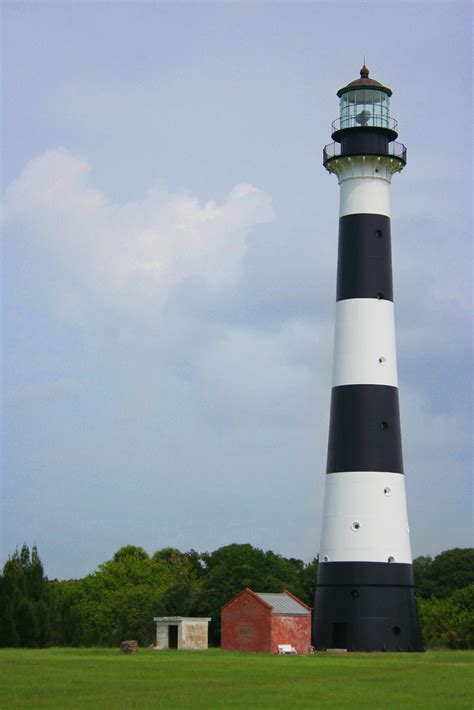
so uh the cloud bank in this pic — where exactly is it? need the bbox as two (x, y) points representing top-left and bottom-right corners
(4, 149), (274, 318)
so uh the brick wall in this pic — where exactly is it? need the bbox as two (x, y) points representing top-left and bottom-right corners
(221, 590), (272, 652)
(271, 614), (312, 655)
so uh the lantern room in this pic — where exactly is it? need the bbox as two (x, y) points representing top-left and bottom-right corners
(338, 64), (392, 130)
(323, 65), (407, 170)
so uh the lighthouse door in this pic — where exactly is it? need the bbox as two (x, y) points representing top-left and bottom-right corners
(332, 622), (348, 649)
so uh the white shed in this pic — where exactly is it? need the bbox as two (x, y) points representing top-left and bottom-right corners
(153, 616), (211, 650)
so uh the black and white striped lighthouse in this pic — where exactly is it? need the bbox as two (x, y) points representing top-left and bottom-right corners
(313, 66), (423, 651)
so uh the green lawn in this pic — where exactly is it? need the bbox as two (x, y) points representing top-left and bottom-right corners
(0, 648), (472, 709)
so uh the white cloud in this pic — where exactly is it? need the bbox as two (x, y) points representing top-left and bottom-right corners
(3, 148), (274, 318)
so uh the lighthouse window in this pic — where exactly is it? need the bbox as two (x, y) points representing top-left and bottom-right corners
(351, 589), (360, 599)
(339, 88), (390, 130)
(388, 556), (395, 563)
(376, 292), (384, 300)
(375, 229), (383, 238)
(381, 420), (389, 430)
(351, 522), (360, 531)
(378, 356), (386, 365)
(384, 487), (391, 496)
(392, 626), (401, 635)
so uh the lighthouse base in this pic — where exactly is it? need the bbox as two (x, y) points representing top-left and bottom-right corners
(313, 562), (424, 651)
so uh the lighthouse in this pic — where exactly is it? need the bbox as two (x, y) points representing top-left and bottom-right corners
(313, 66), (423, 651)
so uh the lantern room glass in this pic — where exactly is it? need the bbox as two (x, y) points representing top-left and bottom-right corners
(340, 89), (390, 129)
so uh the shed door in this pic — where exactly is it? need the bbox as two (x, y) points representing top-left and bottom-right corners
(168, 625), (178, 649)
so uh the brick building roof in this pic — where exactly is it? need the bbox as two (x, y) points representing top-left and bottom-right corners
(255, 592), (311, 616)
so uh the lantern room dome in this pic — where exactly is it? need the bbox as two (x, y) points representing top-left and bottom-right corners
(337, 65), (392, 98)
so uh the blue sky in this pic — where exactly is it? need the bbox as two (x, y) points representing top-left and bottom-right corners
(1, 1), (472, 579)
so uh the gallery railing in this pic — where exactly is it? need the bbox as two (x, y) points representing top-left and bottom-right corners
(331, 115), (399, 132)
(323, 140), (407, 166)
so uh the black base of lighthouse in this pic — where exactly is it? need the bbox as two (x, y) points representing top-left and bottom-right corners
(313, 562), (424, 651)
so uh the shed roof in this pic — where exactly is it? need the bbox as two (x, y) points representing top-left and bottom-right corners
(255, 592), (311, 616)
(153, 617), (211, 623)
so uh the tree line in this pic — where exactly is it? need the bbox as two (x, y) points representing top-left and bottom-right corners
(0, 544), (473, 649)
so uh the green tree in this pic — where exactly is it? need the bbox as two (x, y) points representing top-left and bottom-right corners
(26, 546), (49, 601)
(418, 584), (474, 649)
(413, 555), (434, 598)
(64, 546), (202, 646)
(0, 598), (19, 647)
(35, 600), (52, 647)
(430, 548), (474, 598)
(414, 549), (474, 600)
(153, 549), (202, 617)
(54, 580), (86, 646)
(295, 557), (318, 606)
(1, 544), (54, 647)
(2, 549), (27, 599)
(15, 599), (39, 647)
(113, 546), (149, 562)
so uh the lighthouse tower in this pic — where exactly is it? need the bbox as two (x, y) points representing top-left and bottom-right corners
(313, 66), (423, 651)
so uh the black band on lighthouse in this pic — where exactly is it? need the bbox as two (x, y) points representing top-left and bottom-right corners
(336, 214), (393, 302)
(317, 561), (414, 586)
(337, 129), (394, 158)
(314, 561), (423, 652)
(326, 384), (404, 474)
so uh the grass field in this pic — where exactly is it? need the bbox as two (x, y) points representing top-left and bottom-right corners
(0, 647), (472, 709)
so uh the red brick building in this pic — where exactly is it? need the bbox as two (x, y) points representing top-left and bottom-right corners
(221, 588), (312, 654)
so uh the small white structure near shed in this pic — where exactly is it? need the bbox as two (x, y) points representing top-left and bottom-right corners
(153, 616), (211, 650)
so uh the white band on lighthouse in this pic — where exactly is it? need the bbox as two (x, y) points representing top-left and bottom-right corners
(327, 156), (402, 218)
(340, 174), (391, 217)
(332, 299), (398, 387)
(319, 471), (412, 564)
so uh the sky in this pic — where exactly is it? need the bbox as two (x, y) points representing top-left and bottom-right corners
(1, 1), (472, 580)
